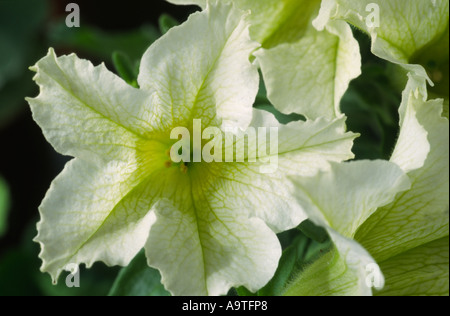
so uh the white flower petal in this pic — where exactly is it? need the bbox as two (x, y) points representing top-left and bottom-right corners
(26, 48), (161, 164)
(145, 197), (281, 296)
(143, 107), (357, 295)
(256, 19), (360, 119)
(34, 159), (157, 282)
(139, 1), (259, 130)
(166, 0), (206, 8)
(216, 109), (358, 233)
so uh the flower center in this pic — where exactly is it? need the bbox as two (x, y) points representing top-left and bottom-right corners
(164, 148), (190, 174)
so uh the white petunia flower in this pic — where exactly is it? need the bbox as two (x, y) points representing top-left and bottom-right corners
(27, 2), (357, 296)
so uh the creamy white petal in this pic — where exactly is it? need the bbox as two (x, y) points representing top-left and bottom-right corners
(256, 19), (360, 119)
(166, 0), (206, 8)
(139, 1), (259, 130)
(217, 109), (358, 233)
(34, 158), (156, 282)
(27, 48), (162, 164)
(145, 197), (281, 296)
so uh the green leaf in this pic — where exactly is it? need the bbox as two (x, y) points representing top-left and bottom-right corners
(112, 51), (139, 88)
(281, 246), (340, 296)
(258, 236), (306, 296)
(0, 248), (46, 296)
(158, 14), (180, 34)
(0, 175), (10, 237)
(297, 220), (329, 244)
(258, 234), (332, 296)
(236, 286), (255, 296)
(109, 250), (170, 296)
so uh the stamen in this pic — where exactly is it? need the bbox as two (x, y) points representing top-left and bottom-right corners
(164, 160), (172, 168)
(180, 163), (188, 174)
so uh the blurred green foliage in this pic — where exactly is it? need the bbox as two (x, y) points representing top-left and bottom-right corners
(0, 220), (118, 296)
(47, 21), (160, 63)
(342, 64), (400, 160)
(0, 176), (9, 237)
(158, 13), (180, 35)
(112, 51), (140, 88)
(0, 0), (48, 128)
(341, 30), (400, 160)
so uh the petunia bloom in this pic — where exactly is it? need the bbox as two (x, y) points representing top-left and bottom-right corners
(28, 2), (357, 295)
